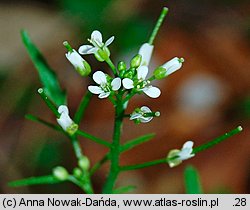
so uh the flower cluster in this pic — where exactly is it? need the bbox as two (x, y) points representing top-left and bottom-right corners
(60, 29), (193, 167)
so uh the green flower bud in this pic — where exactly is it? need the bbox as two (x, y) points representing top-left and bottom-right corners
(52, 166), (69, 181)
(78, 156), (90, 171)
(130, 54), (142, 68)
(118, 61), (126, 71)
(124, 69), (135, 79)
(73, 167), (82, 178)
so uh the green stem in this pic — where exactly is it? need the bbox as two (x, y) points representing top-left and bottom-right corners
(148, 7), (169, 45)
(76, 130), (111, 147)
(193, 126), (243, 154)
(121, 126), (243, 171)
(106, 57), (117, 76)
(102, 102), (124, 193)
(70, 136), (83, 159)
(74, 91), (92, 124)
(121, 158), (165, 171)
(25, 114), (62, 132)
(37, 88), (60, 117)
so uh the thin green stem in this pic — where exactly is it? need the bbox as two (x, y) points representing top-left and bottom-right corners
(148, 7), (169, 45)
(37, 88), (60, 117)
(74, 91), (92, 124)
(121, 126), (243, 171)
(121, 158), (165, 171)
(70, 136), (83, 159)
(102, 102), (124, 193)
(76, 130), (111, 147)
(193, 126), (243, 154)
(120, 133), (155, 153)
(25, 114), (62, 132)
(106, 57), (117, 76)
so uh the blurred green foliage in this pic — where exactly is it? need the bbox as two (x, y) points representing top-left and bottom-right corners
(58, 0), (152, 52)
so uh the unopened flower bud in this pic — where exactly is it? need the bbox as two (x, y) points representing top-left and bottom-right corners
(154, 57), (184, 79)
(124, 69), (135, 79)
(64, 41), (91, 77)
(118, 61), (127, 71)
(53, 166), (69, 181)
(73, 167), (82, 178)
(130, 54), (142, 68)
(78, 156), (90, 171)
(57, 105), (78, 136)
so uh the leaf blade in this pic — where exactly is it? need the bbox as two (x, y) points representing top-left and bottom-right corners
(184, 165), (203, 194)
(21, 30), (66, 106)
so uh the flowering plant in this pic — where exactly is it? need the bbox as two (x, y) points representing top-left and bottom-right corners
(9, 7), (243, 194)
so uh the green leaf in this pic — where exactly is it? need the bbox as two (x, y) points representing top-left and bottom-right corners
(120, 133), (155, 152)
(113, 185), (136, 194)
(9, 175), (61, 187)
(21, 30), (66, 106)
(184, 165), (203, 194)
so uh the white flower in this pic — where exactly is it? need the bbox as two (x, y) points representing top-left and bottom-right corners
(57, 105), (78, 135)
(88, 71), (121, 98)
(65, 49), (91, 76)
(177, 141), (195, 160)
(122, 66), (161, 98)
(130, 106), (153, 123)
(167, 141), (195, 168)
(138, 43), (154, 66)
(66, 49), (85, 69)
(161, 57), (184, 76)
(78, 30), (114, 55)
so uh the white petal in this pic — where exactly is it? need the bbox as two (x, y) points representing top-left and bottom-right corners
(91, 30), (103, 43)
(137, 66), (148, 80)
(140, 116), (153, 123)
(111, 77), (121, 91)
(93, 71), (107, 85)
(98, 92), (110, 98)
(122, 78), (134, 89)
(142, 86), (161, 98)
(130, 113), (142, 120)
(87, 47), (98, 54)
(66, 50), (85, 69)
(162, 57), (183, 76)
(57, 112), (73, 131)
(138, 43), (154, 66)
(58, 105), (69, 115)
(78, 45), (94, 55)
(88, 86), (104, 94)
(105, 36), (114, 46)
(140, 106), (151, 113)
(182, 141), (194, 149)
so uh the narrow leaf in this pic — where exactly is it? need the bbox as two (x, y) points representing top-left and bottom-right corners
(121, 133), (155, 152)
(9, 175), (61, 187)
(184, 165), (203, 194)
(21, 30), (66, 106)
